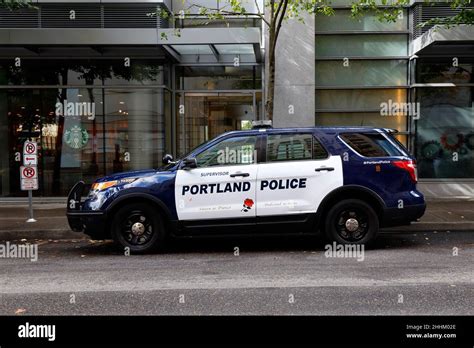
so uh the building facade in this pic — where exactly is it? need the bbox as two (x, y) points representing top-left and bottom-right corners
(0, 0), (472, 198)
(276, 0), (474, 198)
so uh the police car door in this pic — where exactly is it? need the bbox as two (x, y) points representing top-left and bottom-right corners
(256, 132), (343, 217)
(175, 134), (259, 221)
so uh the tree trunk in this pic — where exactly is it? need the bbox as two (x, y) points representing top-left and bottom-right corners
(265, 54), (275, 121)
(265, 27), (276, 121)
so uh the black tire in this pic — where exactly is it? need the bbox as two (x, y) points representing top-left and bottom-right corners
(111, 203), (166, 254)
(324, 199), (378, 245)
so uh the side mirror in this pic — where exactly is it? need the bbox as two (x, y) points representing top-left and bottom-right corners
(162, 154), (175, 165)
(182, 157), (197, 170)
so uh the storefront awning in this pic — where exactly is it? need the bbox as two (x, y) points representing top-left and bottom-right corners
(411, 24), (474, 56)
(0, 27), (262, 63)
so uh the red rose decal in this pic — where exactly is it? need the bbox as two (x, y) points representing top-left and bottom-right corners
(241, 198), (254, 212)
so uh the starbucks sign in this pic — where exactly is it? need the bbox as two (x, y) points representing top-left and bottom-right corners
(64, 125), (89, 149)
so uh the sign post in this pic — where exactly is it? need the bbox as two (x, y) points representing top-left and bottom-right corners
(22, 141), (38, 223)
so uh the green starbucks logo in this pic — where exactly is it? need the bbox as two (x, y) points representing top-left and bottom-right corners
(64, 125), (89, 149)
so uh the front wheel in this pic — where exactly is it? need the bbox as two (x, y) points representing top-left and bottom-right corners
(324, 199), (379, 245)
(111, 203), (166, 254)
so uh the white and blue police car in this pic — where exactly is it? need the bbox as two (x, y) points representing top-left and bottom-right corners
(67, 124), (426, 253)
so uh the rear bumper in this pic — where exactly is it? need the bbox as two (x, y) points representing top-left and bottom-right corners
(66, 181), (108, 238)
(381, 203), (426, 227)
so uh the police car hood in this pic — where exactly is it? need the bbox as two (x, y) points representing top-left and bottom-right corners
(95, 169), (158, 183)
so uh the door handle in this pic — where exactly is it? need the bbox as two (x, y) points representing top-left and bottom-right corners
(315, 167), (334, 172)
(230, 172), (250, 178)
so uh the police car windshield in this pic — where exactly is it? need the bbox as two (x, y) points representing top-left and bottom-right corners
(158, 140), (209, 171)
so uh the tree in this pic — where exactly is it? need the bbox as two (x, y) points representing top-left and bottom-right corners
(152, 0), (423, 120)
(153, 1), (335, 120)
(154, 0), (474, 120)
(350, 0), (474, 27)
(0, 0), (31, 10)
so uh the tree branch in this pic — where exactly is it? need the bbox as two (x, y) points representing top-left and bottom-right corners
(172, 3), (271, 27)
(253, 0), (271, 26)
(273, 0), (285, 22)
(274, 0), (289, 44)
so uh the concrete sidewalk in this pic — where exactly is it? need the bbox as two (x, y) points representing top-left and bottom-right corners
(0, 199), (473, 240)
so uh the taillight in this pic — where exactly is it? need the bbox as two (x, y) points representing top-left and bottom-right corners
(393, 160), (418, 183)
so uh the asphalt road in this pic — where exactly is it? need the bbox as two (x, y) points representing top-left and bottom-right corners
(0, 231), (472, 315)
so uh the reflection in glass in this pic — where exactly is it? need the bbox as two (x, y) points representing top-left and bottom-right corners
(176, 65), (261, 90)
(315, 60), (408, 87)
(316, 112), (407, 133)
(316, 9), (407, 31)
(104, 89), (165, 174)
(177, 93), (255, 157)
(316, 35), (408, 57)
(316, 89), (407, 111)
(0, 59), (166, 87)
(416, 87), (474, 179)
(417, 58), (474, 84)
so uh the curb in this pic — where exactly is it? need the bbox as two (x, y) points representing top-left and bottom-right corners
(0, 229), (86, 241)
(382, 222), (474, 232)
(0, 223), (472, 241)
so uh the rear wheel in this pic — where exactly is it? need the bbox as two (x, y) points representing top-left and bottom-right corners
(111, 203), (166, 254)
(324, 199), (378, 245)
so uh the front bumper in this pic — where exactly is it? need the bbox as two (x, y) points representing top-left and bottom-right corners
(66, 181), (108, 238)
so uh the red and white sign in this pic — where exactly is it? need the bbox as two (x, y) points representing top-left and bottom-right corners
(21, 142), (39, 191)
(21, 166), (37, 179)
(23, 141), (37, 156)
(23, 154), (38, 166)
(20, 166), (38, 191)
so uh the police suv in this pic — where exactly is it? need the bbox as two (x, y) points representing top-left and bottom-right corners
(67, 125), (426, 253)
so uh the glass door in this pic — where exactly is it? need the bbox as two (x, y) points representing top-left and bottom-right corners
(176, 92), (256, 157)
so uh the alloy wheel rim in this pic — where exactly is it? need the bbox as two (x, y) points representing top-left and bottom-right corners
(335, 208), (369, 242)
(121, 211), (154, 246)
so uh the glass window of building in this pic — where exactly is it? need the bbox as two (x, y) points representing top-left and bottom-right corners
(0, 58), (171, 197)
(176, 92), (256, 157)
(315, 60), (408, 87)
(315, 7), (409, 144)
(316, 34), (408, 57)
(176, 65), (262, 90)
(316, 9), (407, 31)
(415, 87), (474, 179)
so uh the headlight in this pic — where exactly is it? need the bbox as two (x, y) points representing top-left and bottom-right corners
(91, 181), (117, 191)
(91, 178), (137, 192)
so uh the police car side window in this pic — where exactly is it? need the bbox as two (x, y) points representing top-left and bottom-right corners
(195, 136), (257, 168)
(267, 134), (327, 162)
(340, 133), (402, 157)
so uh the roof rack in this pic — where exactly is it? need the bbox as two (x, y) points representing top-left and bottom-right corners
(251, 120), (273, 129)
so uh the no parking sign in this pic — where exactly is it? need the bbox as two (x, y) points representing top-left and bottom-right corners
(23, 141), (37, 156)
(20, 166), (38, 191)
(21, 140), (39, 222)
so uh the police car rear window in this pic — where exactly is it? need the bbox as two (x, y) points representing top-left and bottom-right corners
(340, 133), (403, 157)
(267, 134), (328, 162)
